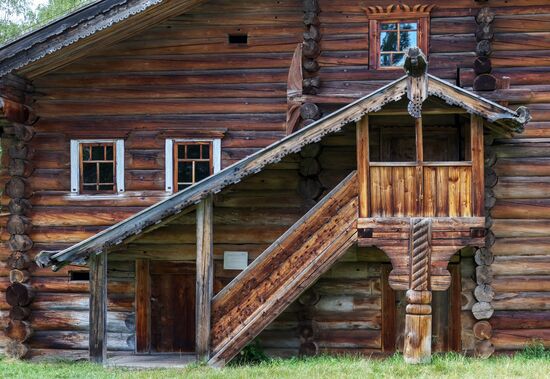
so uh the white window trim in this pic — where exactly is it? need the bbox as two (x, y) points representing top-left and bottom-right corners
(70, 139), (125, 194)
(165, 138), (221, 193)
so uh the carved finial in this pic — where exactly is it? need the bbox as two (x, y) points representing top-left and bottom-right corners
(403, 47), (428, 78)
(404, 48), (428, 118)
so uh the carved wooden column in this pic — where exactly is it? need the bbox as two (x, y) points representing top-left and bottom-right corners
(403, 218), (432, 363)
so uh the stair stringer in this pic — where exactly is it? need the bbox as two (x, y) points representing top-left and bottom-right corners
(208, 171), (359, 367)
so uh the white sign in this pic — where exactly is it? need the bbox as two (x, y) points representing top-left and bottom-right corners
(223, 251), (248, 270)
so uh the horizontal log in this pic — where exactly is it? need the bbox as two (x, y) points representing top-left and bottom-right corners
(8, 198), (32, 215)
(492, 329), (550, 350)
(493, 256), (550, 276)
(5, 177), (33, 199)
(492, 276), (550, 292)
(472, 301), (494, 320)
(6, 215), (32, 235)
(4, 320), (33, 342)
(492, 238), (550, 256)
(473, 320), (493, 340)
(491, 311), (550, 330)
(493, 292), (550, 311)
(492, 220), (550, 238)
(6, 282), (34, 307)
(27, 310), (134, 333)
(27, 331), (134, 351)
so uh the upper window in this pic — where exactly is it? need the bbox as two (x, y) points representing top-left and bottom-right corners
(165, 139), (221, 193)
(366, 4), (433, 70)
(379, 21), (418, 67)
(70, 140), (125, 195)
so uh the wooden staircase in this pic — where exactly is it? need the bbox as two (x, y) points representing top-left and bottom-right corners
(208, 172), (359, 366)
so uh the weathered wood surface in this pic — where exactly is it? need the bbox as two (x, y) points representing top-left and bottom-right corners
(195, 195), (213, 361)
(358, 217), (485, 291)
(88, 253), (107, 363)
(209, 172), (358, 367)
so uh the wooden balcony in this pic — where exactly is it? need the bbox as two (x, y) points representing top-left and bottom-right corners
(369, 162), (473, 218)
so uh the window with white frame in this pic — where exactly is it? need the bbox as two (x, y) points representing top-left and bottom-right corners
(70, 140), (125, 194)
(165, 139), (221, 193)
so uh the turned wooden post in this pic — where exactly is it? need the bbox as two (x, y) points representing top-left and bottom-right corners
(196, 195), (214, 361)
(89, 252), (107, 364)
(404, 218), (432, 364)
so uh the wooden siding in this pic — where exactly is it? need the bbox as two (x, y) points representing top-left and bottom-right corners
(1, 0), (550, 359)
(368, 165), (472, 218)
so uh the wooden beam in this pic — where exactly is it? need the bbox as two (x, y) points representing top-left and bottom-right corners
(471, 115), (485, 217)
(357, 116), (369, 218)
(196, 195), (214, 361)
(89, 252), (107, 364)
(135, 259), (151, 353)
(415, 117), (424, 215)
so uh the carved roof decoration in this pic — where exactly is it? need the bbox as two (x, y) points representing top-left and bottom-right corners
(363, 4), (435, 19)
(0, 0), (206, 79)
(35, 72), (530, 270)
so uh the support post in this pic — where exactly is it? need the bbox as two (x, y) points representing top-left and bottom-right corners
(404, 218), (432, 364)
(135, 259), (151, 353)
(356, 116), (369, 218)
(89, 252), (107, 364)
(404, 290), (432, 363)
(196, 195), (214, 361)
(471, 115), (485, 217)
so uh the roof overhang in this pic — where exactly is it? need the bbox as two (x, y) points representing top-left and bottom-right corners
(0, 0), (206, 79)
(35, 73), (530, 270)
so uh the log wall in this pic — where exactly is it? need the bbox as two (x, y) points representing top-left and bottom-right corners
(2, 0), (550, 359)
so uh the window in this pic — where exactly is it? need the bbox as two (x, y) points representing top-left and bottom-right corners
(70, 140), (125, 194)
(366, 4), (433, 70)
(165, 139), (221, 193)
(379, 21), (418, 67)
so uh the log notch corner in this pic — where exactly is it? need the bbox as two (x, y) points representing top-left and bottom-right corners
(286, 0), (322, 135)
(1, 73), (37, 359)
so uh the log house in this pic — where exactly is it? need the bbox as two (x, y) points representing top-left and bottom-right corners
(0, 0), (546, 367)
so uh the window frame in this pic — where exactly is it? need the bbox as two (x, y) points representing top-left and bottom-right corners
(164, 138), (221, 193)
(368, 10), (430, 70)
(70, 139), (125, 195)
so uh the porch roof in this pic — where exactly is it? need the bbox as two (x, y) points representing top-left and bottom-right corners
(35, 73), (530, 270)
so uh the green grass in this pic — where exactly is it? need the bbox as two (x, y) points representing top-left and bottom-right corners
(0, 352), (549, 379)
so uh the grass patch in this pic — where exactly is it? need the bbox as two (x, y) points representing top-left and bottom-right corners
(0, 352), (548, 379)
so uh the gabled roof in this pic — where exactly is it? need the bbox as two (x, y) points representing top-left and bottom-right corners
(0, 0), (205, 78)
(35, 73), (531, 269)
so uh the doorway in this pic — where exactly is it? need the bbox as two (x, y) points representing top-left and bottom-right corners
(136, 260), (196, 353)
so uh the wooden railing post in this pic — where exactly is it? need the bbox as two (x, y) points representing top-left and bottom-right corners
(356, 116), (369, 218)
(196, 195), (214, 361)
(89, 252), (107, 364)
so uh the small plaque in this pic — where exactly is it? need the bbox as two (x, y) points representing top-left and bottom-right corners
(223, 251), (248, 270)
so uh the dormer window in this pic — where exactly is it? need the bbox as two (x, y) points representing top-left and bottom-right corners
(366, 4), (433, 69)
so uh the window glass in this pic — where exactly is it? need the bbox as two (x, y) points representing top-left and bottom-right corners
(80, 143), (116, 193)
(174, 142), (213, 191)
(379, 21), (418, 68)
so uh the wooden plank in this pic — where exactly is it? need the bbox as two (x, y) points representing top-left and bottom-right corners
(470, 115), (484, 217)
(135, 259), (150, 353)
(89, 252), (107, 363)
(381, 265), (396, 353)
(356, 116), (369, 218)
(196, 194), (213, 360)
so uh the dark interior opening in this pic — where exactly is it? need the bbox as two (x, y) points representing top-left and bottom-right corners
(70, 271), (90, 281)
(228, 33), (248, 44)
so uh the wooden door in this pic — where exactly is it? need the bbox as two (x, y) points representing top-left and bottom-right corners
(382, 263), (461, 352)
(150, 261), (196, 353)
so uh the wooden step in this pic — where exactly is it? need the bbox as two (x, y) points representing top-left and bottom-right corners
(208, 171), (359, 367)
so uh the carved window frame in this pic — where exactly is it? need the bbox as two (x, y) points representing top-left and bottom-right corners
(366, 5), (433, 70)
